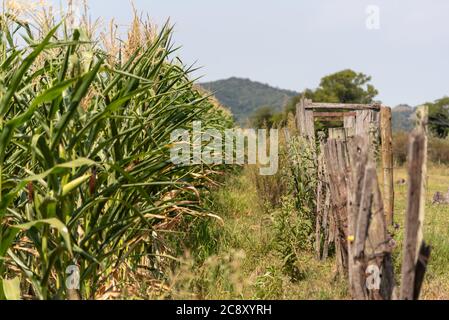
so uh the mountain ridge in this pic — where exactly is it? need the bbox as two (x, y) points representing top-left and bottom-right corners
(200, 77), (298, 124)
(201, 77), (415, 131)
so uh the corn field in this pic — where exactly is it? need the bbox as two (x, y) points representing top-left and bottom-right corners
(0, 3), (232, 299)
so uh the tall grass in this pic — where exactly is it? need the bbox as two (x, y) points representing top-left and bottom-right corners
(0, 3), (232, 299)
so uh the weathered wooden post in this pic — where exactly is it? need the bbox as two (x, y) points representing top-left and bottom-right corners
(381, 106), (394, 226)
(296, 98), (306, 134)
(400, 106), (430, 300)
(296, 98), (315, 143)
(324, 138), (350, 274)
(347, 136), (396, 300)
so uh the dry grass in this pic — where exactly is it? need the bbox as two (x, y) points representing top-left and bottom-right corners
(153, 169), (348, 300)
(158, 164), (449, 300)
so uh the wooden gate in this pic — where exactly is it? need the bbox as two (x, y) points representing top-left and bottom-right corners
(296, 99), (430, 300)
(296, 98), (394, 262)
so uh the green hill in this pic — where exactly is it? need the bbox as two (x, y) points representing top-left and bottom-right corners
(200, 77), (298, 124)
(201, 77), (416, 131)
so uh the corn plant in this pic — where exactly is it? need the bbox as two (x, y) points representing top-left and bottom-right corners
(0, 4), (232, 300)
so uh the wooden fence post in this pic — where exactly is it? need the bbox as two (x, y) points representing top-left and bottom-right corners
(400, 106), (430, 300)
(324, 138), (350, 275)
(296, 99), (306, 135)
(296, 98), (315, 141)
(347, 136), (396, 300)
(381, 106), (394, 226)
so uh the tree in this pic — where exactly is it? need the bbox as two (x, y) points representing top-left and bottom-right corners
(428, 97), (449, 138)
(250, 106), (276, 128)
(286, 69), (379, 114)
(310, 69), (378, 104)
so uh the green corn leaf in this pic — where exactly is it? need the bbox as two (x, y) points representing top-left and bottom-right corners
(13, 218), (72, 256)
(0, 78), (77, 163)
(0, 23), (60, 117)
(1, 277), (21, 300)
(51, 59), (104, 150)
(62, 174), (91, 197)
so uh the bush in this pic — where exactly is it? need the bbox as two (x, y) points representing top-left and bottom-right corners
(393, 132), (409, 166)
(429, 136), (449, 165)
(394, 132), (449, 165)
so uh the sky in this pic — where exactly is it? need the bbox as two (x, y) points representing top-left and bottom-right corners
(59, 0), (449, 107)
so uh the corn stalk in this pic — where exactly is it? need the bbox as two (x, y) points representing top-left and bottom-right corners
(0, 6), (232, 300)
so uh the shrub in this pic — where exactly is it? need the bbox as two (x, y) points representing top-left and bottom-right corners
(392, 132), (409, 166)
(394, 132), (449, 166)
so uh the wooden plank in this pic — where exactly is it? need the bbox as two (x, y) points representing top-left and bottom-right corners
(344, 115), (356, 128)
(380, 106), (394, 226)
(347, 136), (369, 299)
(296, 99), (315, 143)
(314, 117), (345, 122)
(313, 112), (357, 118)
(296, 99), (306, 135)
(304, 109), (315, 143)
(353, 164), (375, 259)
(306, 102), (381, 111)
(328, 128), (346, 140)
(315, 138), (325, 260)
(355, 110), (371, 137)
(369, 169), (395, 300)
(322, 189), (331, 260)
(413, 243), (431, 300)
(324, 138), (350, 275)
(347, 136), (396, 300)
(400, 106), (429, 300)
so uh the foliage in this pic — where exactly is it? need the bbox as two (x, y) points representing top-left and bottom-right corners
(393, 132), (449, 165)
(272, 195), (313, 282)
(250, 106), (275, 129)
(392, 132), (409, 166)
(428, 97), (449, 138)
(0, 5), (232, 299)
(203, 70), (380, 129)
(161, 169), (348, 300)
(286, 69), (379, 115)
(270, 119), (317, 281)
(307, 69), (378, 104)
(428, 136), (449, 165)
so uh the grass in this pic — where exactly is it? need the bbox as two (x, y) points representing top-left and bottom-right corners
(393, 165), (449, 300)
(165, 164), (449, 300)
(163, 168), (348, 300)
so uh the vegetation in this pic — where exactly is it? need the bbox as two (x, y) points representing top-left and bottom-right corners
(428, 96), (449, 138)
(394, 132), (449, 166)
(157, 169), (348, 300)
(246, 69), (380, 129)
(2, 0), (449, 302)
(284, 69), (379, 115)
(392, 166), (449, 300)
(0, 4), (232, 300)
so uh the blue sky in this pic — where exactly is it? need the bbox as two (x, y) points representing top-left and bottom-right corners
(66, 0), (449, 106)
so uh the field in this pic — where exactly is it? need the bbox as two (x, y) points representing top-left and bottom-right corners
(394, 166), (449, 300)
(1, 1), (447, 301)
(162, 165), (449, 300)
